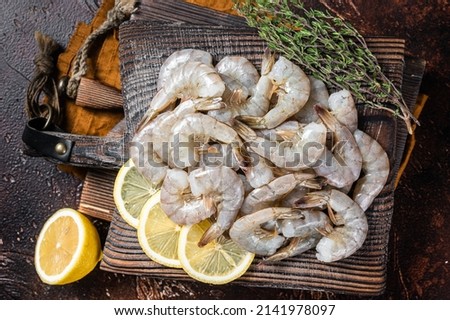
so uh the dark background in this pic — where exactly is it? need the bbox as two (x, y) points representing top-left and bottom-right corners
(1, 0), (448, 299)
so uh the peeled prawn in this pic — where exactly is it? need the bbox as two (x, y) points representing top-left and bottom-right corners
(266, 210), (331, 261)
(229, 207), (303, 256)
(296, 189), (368, 262)
(239, 56), (310, 129)
(215, 56), (259, 103)
(323, 90), (390, 209)
(170, 113), (246, 169)
(294, 76), (329, 124)
(160, 169), (214, 226)
(157, 49), (213, 90)
(240, 173), (321, 215)
(188, 166), (244, 246)
(138, 62), (225, 129)
(352, 129), (390, 211)
(208, 50), (274, 124)
(313, 105), (362, 188)
(235, 120), (327, 171)
(150, 98), (224, 166)
(129, 114), (169, 186)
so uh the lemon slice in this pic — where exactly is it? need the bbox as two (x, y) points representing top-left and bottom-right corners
(114, 159), (158, 228)
(178, 219), (255, 285)
(34, 208), (102, 285)
(137, 191), (182, 268)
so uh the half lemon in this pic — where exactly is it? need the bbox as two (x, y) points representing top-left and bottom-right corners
(34, 208), (102, 285)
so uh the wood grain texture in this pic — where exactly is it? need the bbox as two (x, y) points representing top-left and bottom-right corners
(132, 0), (248, 26)
(100, 20), (407, 295)
(78, 169), (117, 221)
(75, 77), (123, 110)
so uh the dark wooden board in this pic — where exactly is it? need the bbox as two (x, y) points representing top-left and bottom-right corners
(100, 20), (407, 296)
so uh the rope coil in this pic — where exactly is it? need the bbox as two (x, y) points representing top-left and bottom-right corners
(25, 31), (62, 127)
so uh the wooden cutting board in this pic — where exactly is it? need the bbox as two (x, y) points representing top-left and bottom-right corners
(98, 18), (408, 295)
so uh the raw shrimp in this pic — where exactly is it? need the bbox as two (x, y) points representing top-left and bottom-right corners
(279, 210), (330, 238)
(240, 172), (321, 215)
(188, 166), (245, 246)
(157, 49), (213, 90)
(229, 207), (303, 256)
(324, 90), (390, 209)
(238, 174), (254, 196)
(198, 143), (240, 171)
(150, 98), (224, 166)
(294, 76), (329, 124)
(280, 185), (310, 207)
(295, 189), (368, 262)
(160, 168), (214, 226)
(265, 234), (322, 261)
(313, 105), (362, 188)
(208, 50), (274, 123)
(327, 89), (358, 133)
(129, 114), (169, 186)
(170, 113), (246, 169)
(239, 56), (310, 129)
(352, 129), (390, 211)
(215, 56), (259, 103)
(257, 120), (303, 141)
(234, 120), (327, 171)
(236, 49), (275, 116)
(138, 61), (225, 130)
(243, 150), (275, 189)
(266, 210), (331, 261)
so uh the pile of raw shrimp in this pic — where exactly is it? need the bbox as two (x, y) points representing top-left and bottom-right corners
(131, 49), (390, 263)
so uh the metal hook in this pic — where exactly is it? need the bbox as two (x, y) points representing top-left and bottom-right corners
(39, 103), (53, 130)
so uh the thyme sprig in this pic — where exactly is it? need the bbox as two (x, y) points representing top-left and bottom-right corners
(234, 0), (418, 133)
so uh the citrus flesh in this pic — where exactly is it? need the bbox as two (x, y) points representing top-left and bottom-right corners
(114, 159), (158, 228)
(34, 208), (102, 285)
(178, 219), (255, 285)
(138, 191), (182, 268)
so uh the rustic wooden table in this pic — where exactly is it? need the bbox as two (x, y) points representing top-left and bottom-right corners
(1, 0), (448, 299)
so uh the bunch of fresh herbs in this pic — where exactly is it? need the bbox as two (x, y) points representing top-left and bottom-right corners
(234, 0), (418, 133)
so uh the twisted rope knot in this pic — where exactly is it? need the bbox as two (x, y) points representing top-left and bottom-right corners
(33, 31), (60, 75)
(34, 53), (55, 76)
(107, 0), (136, 27)
(66, 0), (137, 99)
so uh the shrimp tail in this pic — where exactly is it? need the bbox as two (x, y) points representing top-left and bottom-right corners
(261, 48), (275, 76)
(274, 129), (297, 140)
(300, 178), (325, 190)
(203, 195), (217, 217)
(198, 223), (223, 247)
(228, 89), (247, 105)
(232, 145), (251, 170)
(195, 97), (226, 111)
(314, 104), (338, 131)
(233, 119), (259, 141)
(291, 172), (325, 190)
(237, 115), (265, 129)
(295, 191), (329, 209)
(136, 109), (159, 132)
(265, 236), (320, 262)
(275, 208), (305, 220)
(264, 237), (302, 262)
